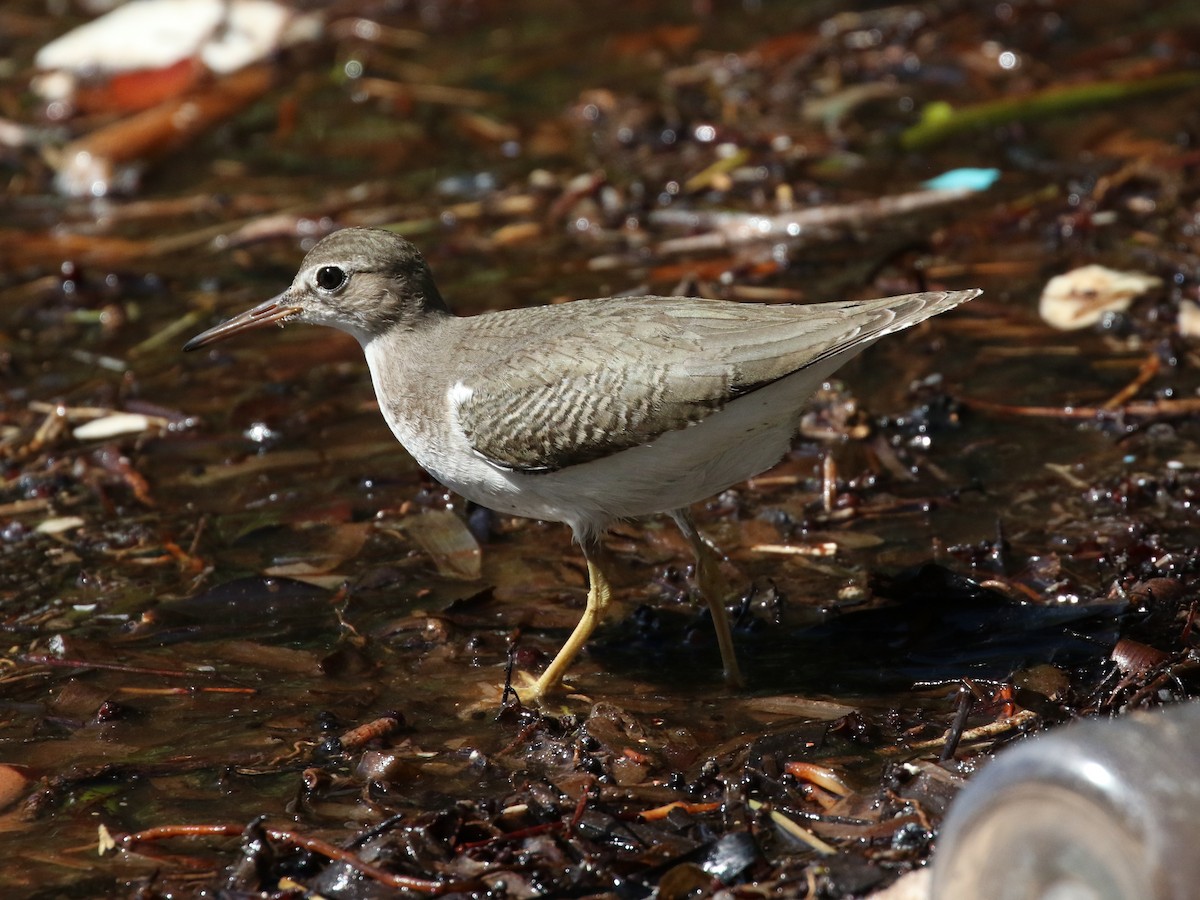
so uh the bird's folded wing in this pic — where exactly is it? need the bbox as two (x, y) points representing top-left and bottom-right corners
(451, 291), (971, 472)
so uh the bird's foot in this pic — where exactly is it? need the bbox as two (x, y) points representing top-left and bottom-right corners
(508, 668), (546, 704)
(518, 669), (595, 709)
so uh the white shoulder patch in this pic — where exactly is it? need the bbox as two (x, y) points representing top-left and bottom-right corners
(447, 381), (474, 409)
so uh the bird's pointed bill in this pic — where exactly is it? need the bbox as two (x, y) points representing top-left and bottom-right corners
(183, 294), (302, 351)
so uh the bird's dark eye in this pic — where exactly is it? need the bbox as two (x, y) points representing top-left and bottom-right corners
(315, 266), (347, 292)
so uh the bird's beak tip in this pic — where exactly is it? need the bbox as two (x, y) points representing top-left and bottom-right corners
(183, 295), (300, 353)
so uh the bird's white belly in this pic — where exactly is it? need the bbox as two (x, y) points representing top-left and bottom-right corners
(420, 378), (816, 540)
(365, 339), (840, 540)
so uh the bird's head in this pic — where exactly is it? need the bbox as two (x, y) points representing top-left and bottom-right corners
(184, 227), (448, 351)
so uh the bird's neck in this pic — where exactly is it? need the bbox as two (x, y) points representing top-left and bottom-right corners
(361, 317), (461, 454)
(341, 302), (454, 351)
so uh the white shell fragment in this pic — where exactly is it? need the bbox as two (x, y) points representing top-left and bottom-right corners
(1038, 264), (1162, 331)
(35, 0), (320, 89)
(36, 516), (86, 535)
(1177, 300), (1200, 338)
(72, 413), (155, 441)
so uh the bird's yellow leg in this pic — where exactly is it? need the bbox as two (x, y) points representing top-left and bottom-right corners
(670, 509), (745, 688)
(529, 540), (613, 703)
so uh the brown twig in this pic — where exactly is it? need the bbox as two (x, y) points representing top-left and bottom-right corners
(338, 716), (403, 751)
(960, 394), (1200, 422)
(21, 654), (208, 679)
(119, 823), (482, 894)
(567, 779), (595, 835)
(637, 800), (723, 821)
(456, 821), (561, 851)
(1103, 353), (1161, 409)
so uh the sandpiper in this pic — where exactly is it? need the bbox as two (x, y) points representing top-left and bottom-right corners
(185, 227), (977, 702)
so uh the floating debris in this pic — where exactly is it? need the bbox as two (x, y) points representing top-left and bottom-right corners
(1177, 299), (1200, 338)
(1038, 264), (1162, 330)
(35, 0), (320, 105)
(921, 168), (1001, 192)
(36, 516), (86, 535)
(72, 412), (157, 441)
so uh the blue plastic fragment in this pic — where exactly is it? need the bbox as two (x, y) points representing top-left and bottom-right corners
(921, 168), (1001, 191)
